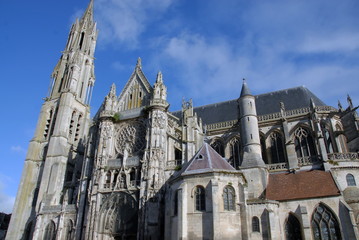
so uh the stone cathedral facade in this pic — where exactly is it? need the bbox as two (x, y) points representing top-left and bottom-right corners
(7, 1), (359, 240)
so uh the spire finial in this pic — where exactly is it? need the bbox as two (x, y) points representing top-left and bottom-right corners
(136, 57), (142, 69)
(338, 100), (343, 111)
(240, 78), (251, 97)
(110, 83), (116, 96)
(347, 94), (353, 108)
(81, 0), (94, 23)
(156, 71), (163, 83)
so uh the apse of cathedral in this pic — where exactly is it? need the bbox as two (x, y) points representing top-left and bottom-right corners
(6, 1), (359, 240)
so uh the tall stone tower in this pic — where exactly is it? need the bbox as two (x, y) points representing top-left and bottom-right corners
(238, 80), (267, 199)
(6, 1), (97, 239)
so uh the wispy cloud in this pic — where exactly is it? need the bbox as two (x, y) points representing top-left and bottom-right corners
(95, 0), (176, 48)
(10, 145), (26, 154)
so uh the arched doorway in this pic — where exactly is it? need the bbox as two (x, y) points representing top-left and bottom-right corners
(98, 192), (138, 240)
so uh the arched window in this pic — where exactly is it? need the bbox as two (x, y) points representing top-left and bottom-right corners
(223, 186), (235, 211)
(269, 132), (286, 163)
(260, 135), (268, 164)
(321, 124), (333, 154)
(294, 127), (316, 158)
(285, 213), (303, 240)
(311, 204), (341, 240)
(252, 216), (260, 232)
(195, 186), (206, 211)
(346, 174), (356, 186)
(211, 139), (224, 157)
(43, 221), (56, 240)
(228, 137), (241, 169)
(64, 220), (74, 240)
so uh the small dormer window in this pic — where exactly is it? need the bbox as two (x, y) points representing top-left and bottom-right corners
(197, 154), (203, 160)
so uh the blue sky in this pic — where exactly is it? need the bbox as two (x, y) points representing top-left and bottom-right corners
(0, 0), (358, 213)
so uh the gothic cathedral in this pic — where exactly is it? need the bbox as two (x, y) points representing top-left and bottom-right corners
(7, 1), (359, 240)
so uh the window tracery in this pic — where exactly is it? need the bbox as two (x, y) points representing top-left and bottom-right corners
(269, 132), (286, 163)
(311, 204), (341, 240)
(211, 139), (224, 157)
(223, 186), (235, 211)
(294, 127), (316, 158)
(321, 124), (333, 154)
(228, 137), (241, 169)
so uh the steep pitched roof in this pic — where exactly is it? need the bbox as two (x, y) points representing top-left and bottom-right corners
(266, 170), (340, 201)
(175, 143), (236, 177)
(171, 86), (327, 125)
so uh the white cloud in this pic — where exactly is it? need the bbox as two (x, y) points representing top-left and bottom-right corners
(95, 0), (175, 47)
(10, 145), (26, 154)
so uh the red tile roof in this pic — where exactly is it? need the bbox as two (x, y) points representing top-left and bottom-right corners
(266, 170), (340, 201)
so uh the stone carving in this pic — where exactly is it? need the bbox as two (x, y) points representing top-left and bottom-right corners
(152, 111), (166, 129)
(115, 121), (146, 156)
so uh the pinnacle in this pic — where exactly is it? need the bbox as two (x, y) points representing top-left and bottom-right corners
(156, 71), (163, 83)
(240, 78), (251, 97)
(136, 57), (142, 69)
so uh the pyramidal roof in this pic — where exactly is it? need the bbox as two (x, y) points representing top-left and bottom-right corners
(176, 143), (236, 177)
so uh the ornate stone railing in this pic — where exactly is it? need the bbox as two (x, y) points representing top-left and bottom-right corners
(328, 152), (359, 161)
(298, 156), (321, 166)
(267, 162), (288, 171)
(206, 120), (237, 131)
(205, 106), (337, 131)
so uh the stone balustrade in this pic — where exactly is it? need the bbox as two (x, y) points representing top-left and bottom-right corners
(328, 152), (359, 161)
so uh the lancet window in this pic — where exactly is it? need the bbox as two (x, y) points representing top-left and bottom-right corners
(43, 221), (56, 240)
(223, 186), (235, 211)
(285, 213), (303, 240)
(174, 190), (179, 216)
(228, 137), (241, 169)
(64, 220), (74, 240)
(321, 124), (333, 154)
(211, 139), (224, 157)
(269, 132), (286, 163)
(195, 186), (206, 211)
(260, 135), (268, 164)
(44, 109), (53, 139)
(294, 127), (316, 158)
(311, 204), (341, 240)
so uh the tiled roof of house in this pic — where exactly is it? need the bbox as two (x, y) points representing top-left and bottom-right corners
(266, 170), (340, 201)
(172, 86), (327, 125)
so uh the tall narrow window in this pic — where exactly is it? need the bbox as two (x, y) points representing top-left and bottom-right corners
(174, 190), (179, 216)
(79, 32), (85, 49)
(260, 135), (268, 164)
(75, 114), (82, 142)
(321, 124), (333, 154)
(211, 139), (224, 157)
(69, 111), (76, 140)
(223, 186), (235, 211)
(195, 186), (206, 211)
(311, 204), (341, 240)
(43, 221), (56, 240)
(346, 174), (356, 186)
(24, 221), (33, 240)
(44, 109), (53, 139)
(229, 137), (241, 169)
(294, 127), (316, 158)
(175, 148), (182, 166)
(252, 217), (260, 232)
(285, 214), (303, 240)
(269, 132), (286, 163)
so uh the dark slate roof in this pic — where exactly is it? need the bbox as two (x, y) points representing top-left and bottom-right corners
(266, 170), (340, 201)
(173, 143), (235, 178)
(171, 86), (327, 125)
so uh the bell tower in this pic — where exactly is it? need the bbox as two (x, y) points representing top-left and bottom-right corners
(6, 1), (98, 239)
